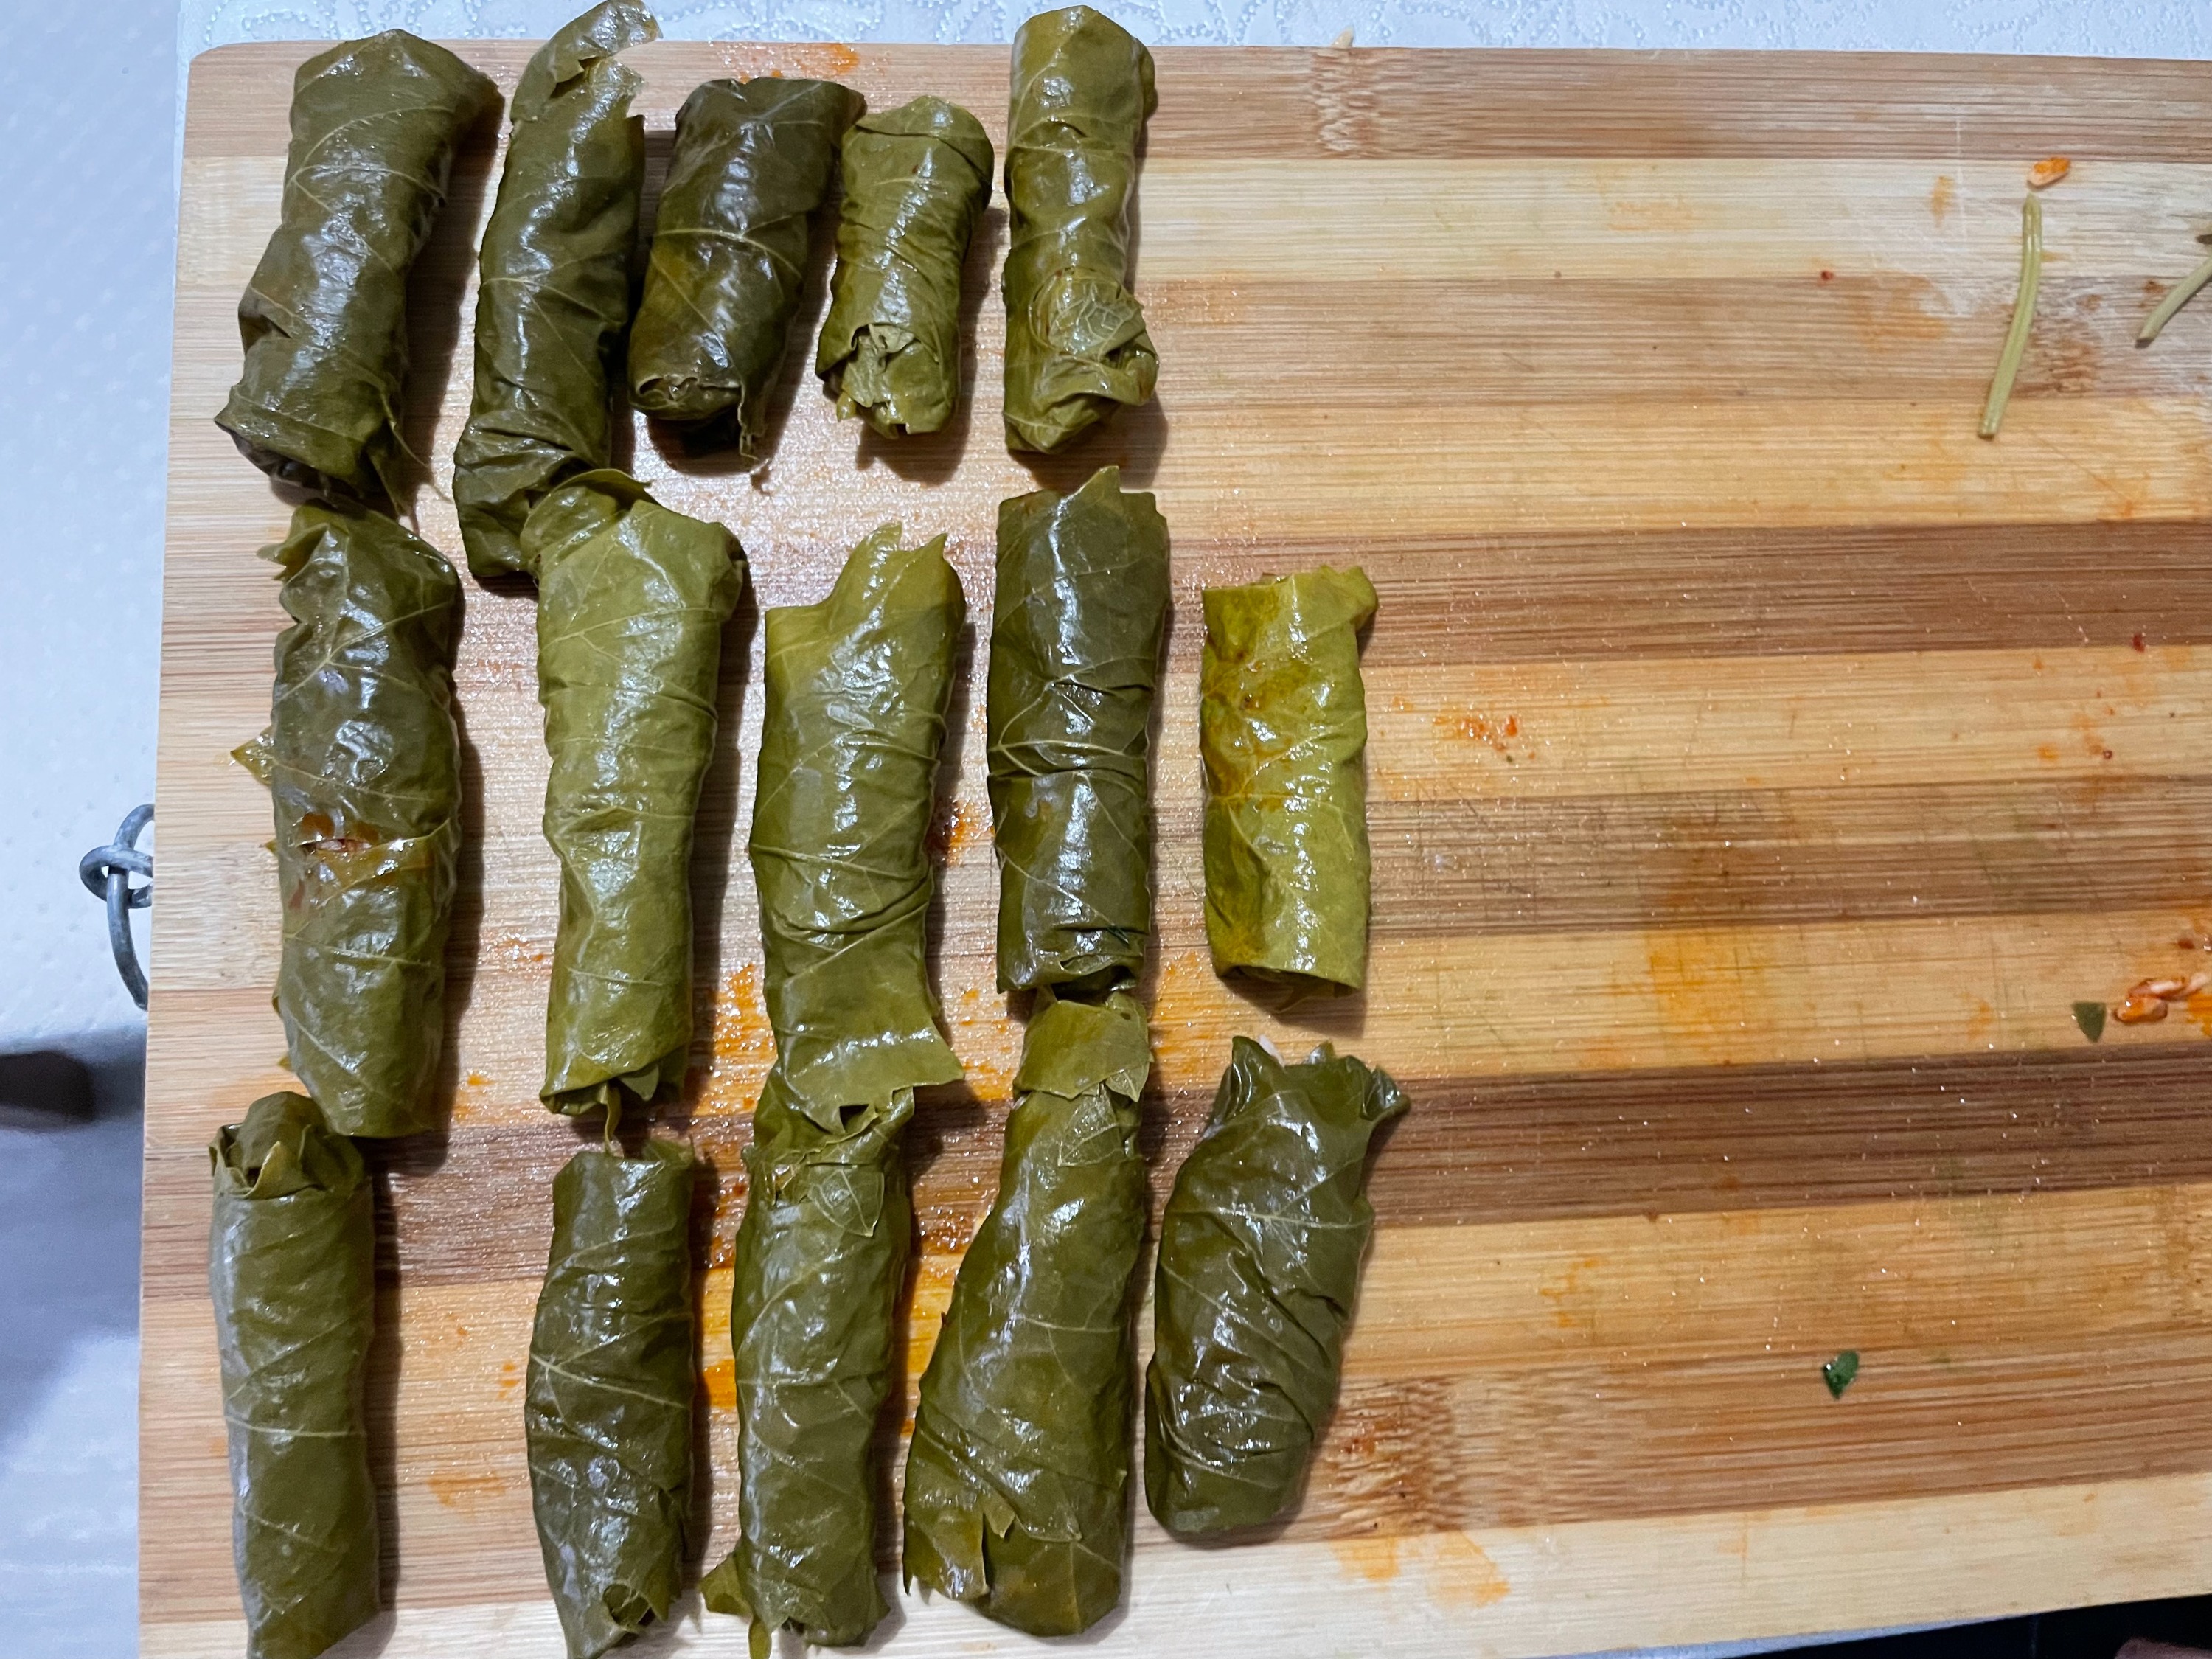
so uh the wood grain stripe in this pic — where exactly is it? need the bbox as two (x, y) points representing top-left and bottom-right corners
(182, 44), (2212, 165)
(137, 1038), (2212, 1305)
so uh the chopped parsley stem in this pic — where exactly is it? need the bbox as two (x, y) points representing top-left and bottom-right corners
(2138, 248), (2212, 345)
(1979, 195), (2042, 439)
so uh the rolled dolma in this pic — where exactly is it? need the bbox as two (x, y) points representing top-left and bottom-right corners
(209, 1091), (378, 1659)
(628, 77), (865, 454)
(815, 97), (993, 438)
(452, 2), (658, 577)
(987, 467), (1170, 995)
(527, 1140), (696, 1659)
(260, 501), (462, 1140)
(1200, 567), (1377, 996)
(901, 469), (1166, 1633)
(903, 989), (1150, 1635)
(1145, 1040), (1407, 1534)
(218, 32), (498, 501)
(702, 525), (965, 1654)
(1001, 6), (1158, 453)
(529, 470), (745, 1121)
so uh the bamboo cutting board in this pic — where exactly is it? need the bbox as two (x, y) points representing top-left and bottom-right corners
(147, 38), (2212, 1659)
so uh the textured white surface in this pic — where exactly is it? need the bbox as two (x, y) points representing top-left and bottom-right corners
(174, 0), (2212, 55)
(0, 5), (171, 1058)
(0, 1332), (142, 1659)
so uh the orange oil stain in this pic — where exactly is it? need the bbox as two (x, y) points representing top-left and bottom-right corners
(920, 801), (991, 863)
(1424, 1534), (1512, 1609)
(945, 984), (1018, 1098)
(1331, 1533), (1402, 1582)
(2186, 994), (2212, 1037)
(1535, 1253), (1606, 1334)
(2035, 744), (2059, 764)
(495, 1358), (521, 1398)
(494, 933), (550, 968)
(1436, 708), (1520, 759)
(1147, 949), (1228, 1074)
(427, 1468), (507, 1509)
(464, 1072), (489, 1089)
(703, 1358), (737, 1411)
(1928, 174), (1955, 223)
(1643, 925), (1778, 1067)
(697, 964), (776, 1114)
(905, 1252), (964, 1376)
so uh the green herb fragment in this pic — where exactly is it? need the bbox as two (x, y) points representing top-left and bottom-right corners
(1823, 1349), (1860, 1399)
(1978, 195), (2041, 439)
(2138, 247), (2212, 347)
(2073, 999), (2107, 1043)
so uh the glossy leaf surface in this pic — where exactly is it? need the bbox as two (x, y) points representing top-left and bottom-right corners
(218, 31), (498, 501)
(264, 503), (462, 1140)
(628, 77), (863, 454)
(705, 525), (964, 1652)
(530, 471), (745, 1121)
(903, 989), (1151, 1635)
(209, 1092), (378, 1659)
(526, 1141), (696, 1659)
(453, 3), (657, 577)
(1001, 6), (1157, 453)
(988, 466), (1169, 994)
(1144, 1040), (1407, 1534)
(815, 97), (992, 438)
(745, 525), (967, 1120)
(1200, 567), (1377, 995)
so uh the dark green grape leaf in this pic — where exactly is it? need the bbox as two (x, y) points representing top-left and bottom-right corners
(904, 987), (1152, 1635)
(706, 1071), (916, 1652)
(815, 97), (992, 438)
(1145, 1039), (1407, 1535)
(264, 502), (462, 1140)
(2073, 1000), (2106, 1043)
(628, 77), (863, 454)
(1823, 1349), (1861, 1399)
(217, 32), (498, 501)
(1002, 6), (1157, 453)
(745, 524), (966, 1121)
(706, 525), (965, 1652)
(989, 467), (1169, 995)
(209, 1092), (378, 1659)
(1200, 568), (1377, 996)
(453, 3), (658, 577)
(526, 1141), (696, 1659)
(528, 470), (745, 1122)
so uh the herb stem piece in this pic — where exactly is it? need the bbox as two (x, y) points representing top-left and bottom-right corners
(1979, 195), (2042, 440)
(2138, 249), (2212, 346)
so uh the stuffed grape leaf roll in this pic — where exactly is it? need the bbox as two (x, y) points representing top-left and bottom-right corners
(529, 470), (745, 1123)
(218, 32), (498, 501)
(628, 77), (864, 455)
(1145, 1039), (1406, 1534)
(209, 1091), (378, 1659)
(1200, 567), (1376, 996)
(453, 2), (658, 577)
(902, 988), (1151, 1635)
(987, 466), (1169, 995)
(702, 525), (964, 1655)
(1001, 6), (1157, 453)
(258, 502), (462, 1140)
(526, 1140), (697, 1659)
(815, 97), (992, 439)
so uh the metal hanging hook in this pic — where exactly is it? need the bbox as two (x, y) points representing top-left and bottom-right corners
(80, 804), (154, 1010)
